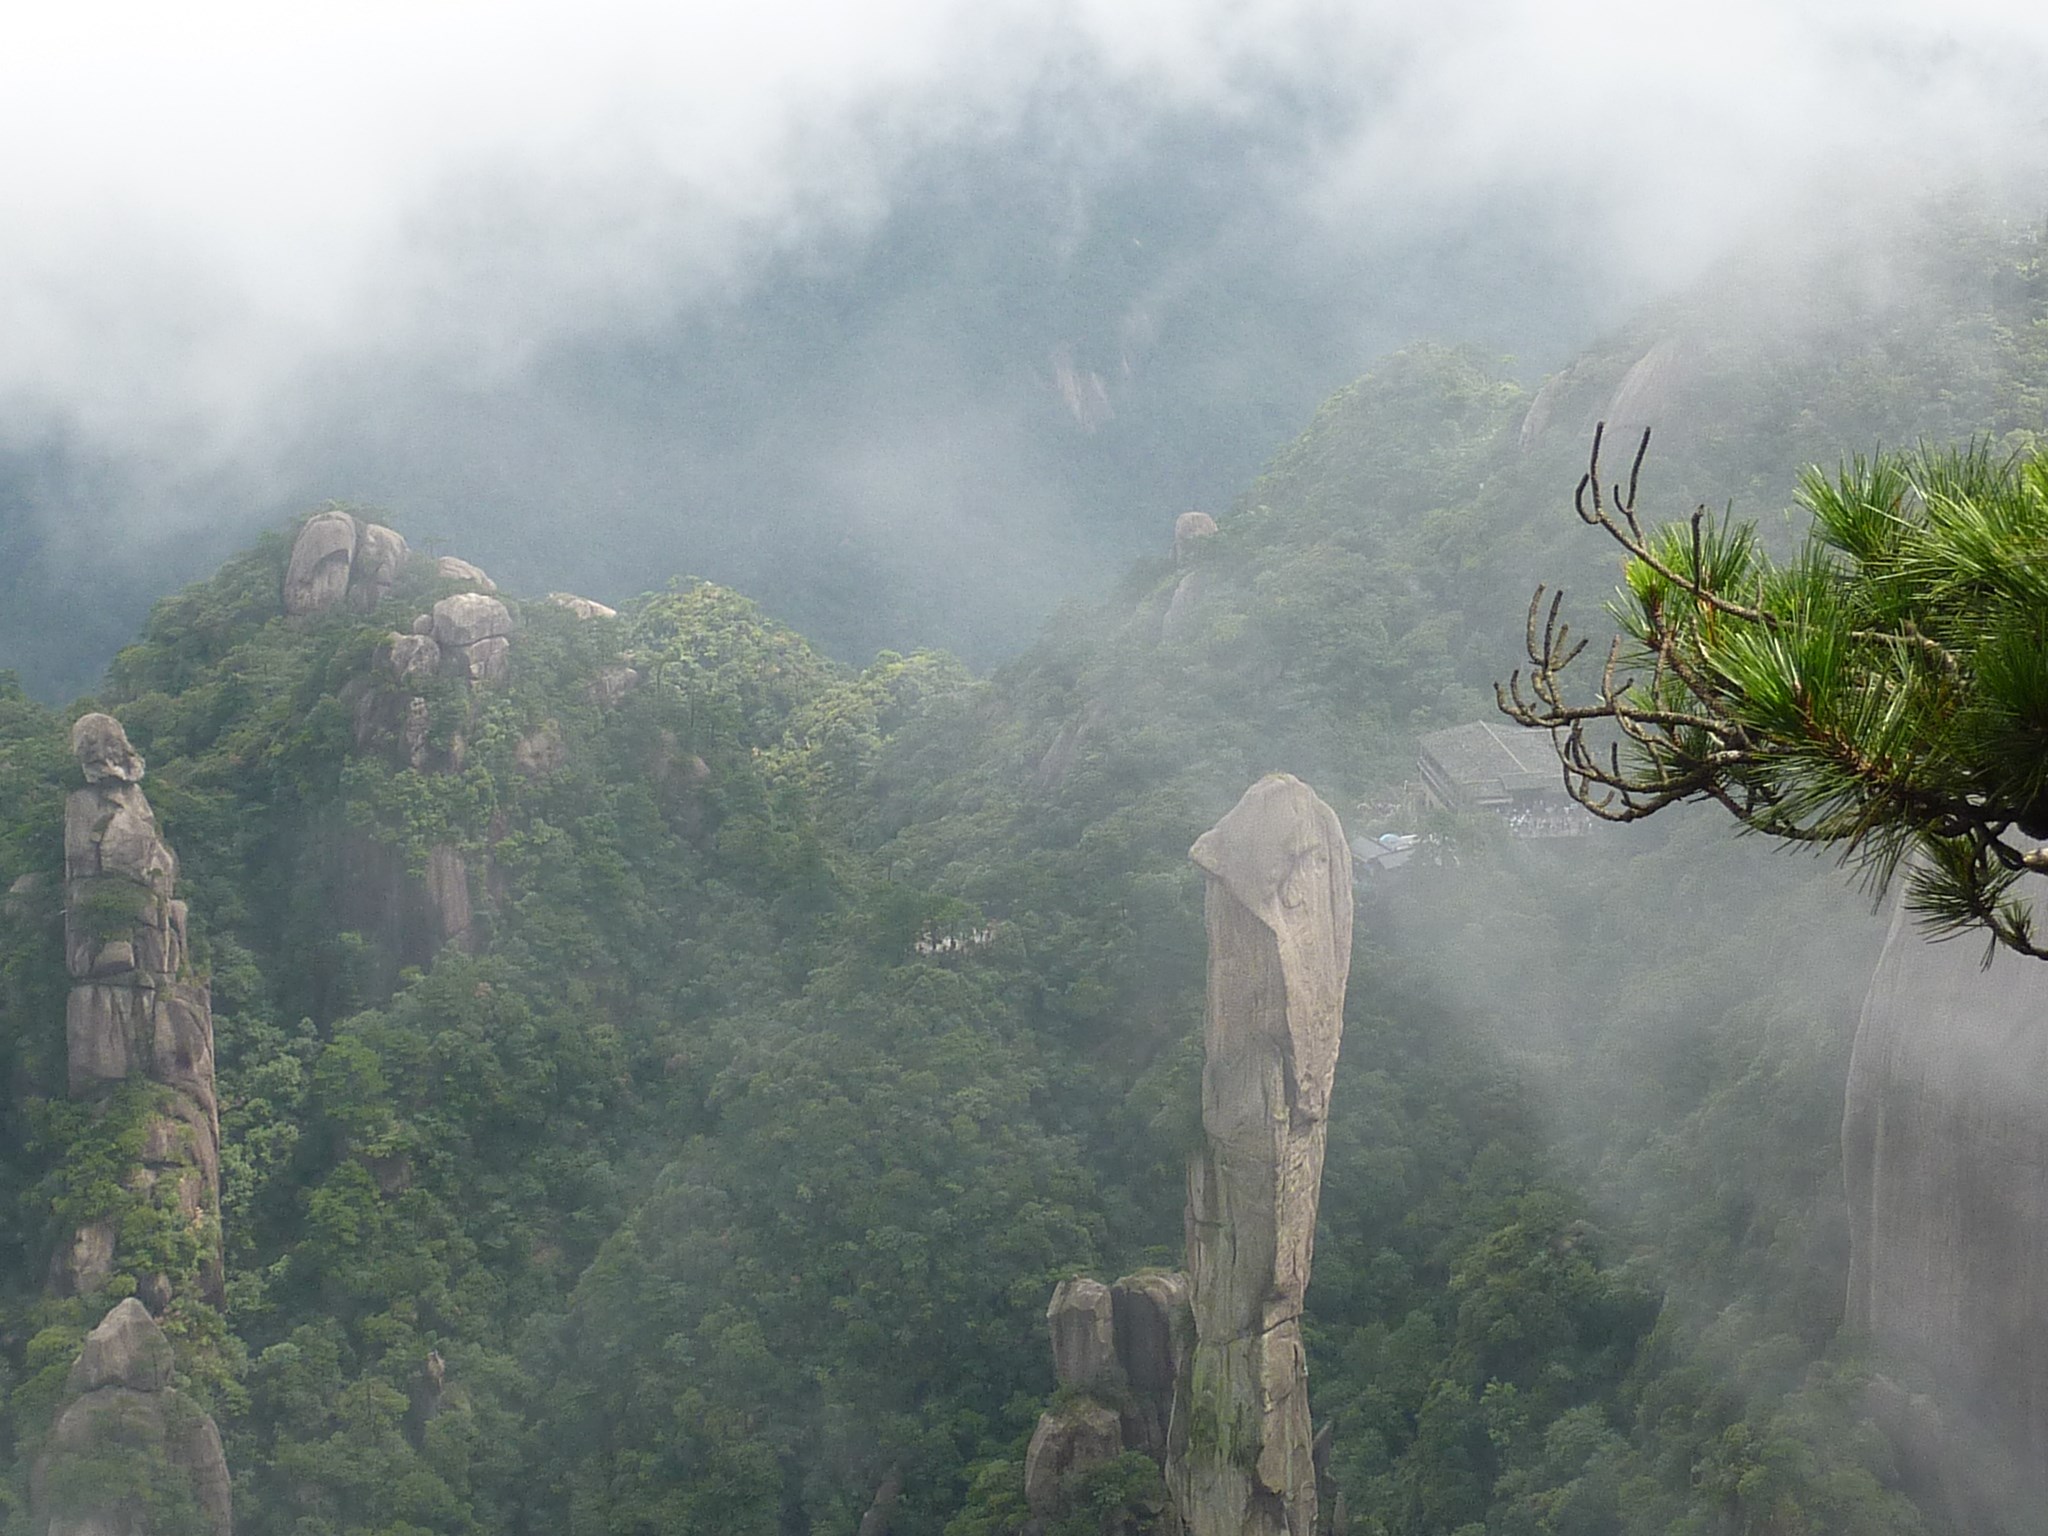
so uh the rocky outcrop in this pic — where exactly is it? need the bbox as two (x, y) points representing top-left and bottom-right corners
(1160, 572), (1207, 643)
(1602, 337), (1685, 436)
(1023, 1270), (1192, 1530)
(1052, 342), (1115, 433)
(512, 722), (567, 779)
(1843, 885), (2048, 1530)
(58, 716), (221, 1309)
(1169, 774), (1352, 1536)
(31, 1298), (231, 1536)
(431, 593), (510, 650)
(1025, 1398), (1125, 1522)
(340, 595), (518, 967)
(283, 510), (410, 616)
(1049, 1277), (1119, 1392)
(1173, 512), (1217, 566)
(435, 556), (496, 591)
(548, 592), (618, 620)
(432, 594), (514, 685)
(1033, 700), (1108, 793)
(384, 632), (441, 685)
(1517, 367), (1573, 450)
(1113, 1271), (1191, 1460)
(856, 1468), (904, 1536)
(589, 665), (642, 709)
(351, 523), (409, 611)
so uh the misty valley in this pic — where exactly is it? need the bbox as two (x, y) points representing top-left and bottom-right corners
(11, 196), (2048, 1536)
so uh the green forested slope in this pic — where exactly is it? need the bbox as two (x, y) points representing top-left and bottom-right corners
(5, 207), (2048, 1535)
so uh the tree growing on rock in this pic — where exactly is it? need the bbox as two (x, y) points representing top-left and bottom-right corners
(1500, 425), (2048, 961)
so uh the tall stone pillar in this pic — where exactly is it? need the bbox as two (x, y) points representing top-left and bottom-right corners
(1168, 774), (1352, 1536)
(56, 713), (222, 1309)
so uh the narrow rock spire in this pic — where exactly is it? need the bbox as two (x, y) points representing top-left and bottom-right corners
(1169, 773), (1352, 1536)
(58, 713), (222, 1309)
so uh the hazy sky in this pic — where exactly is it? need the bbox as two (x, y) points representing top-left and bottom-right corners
(9, 1), (2042, 453)
(5, 2), (2047, 693)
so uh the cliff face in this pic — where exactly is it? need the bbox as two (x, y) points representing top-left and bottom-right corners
(1843, 887), (2048, 1526)
(1168, 774), (1351, 1536)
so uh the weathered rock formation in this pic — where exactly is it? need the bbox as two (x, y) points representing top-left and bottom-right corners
(435, 556), (496, 591)
(1114, 1271), (1192, 1462)
(1169, 774), (1352, 1536)
(1516, 366), (1572, 451)
(339, 590), (526, 964)
(283, 510), (411, 616)
(588, 665), (642, 709)
(1052, 342), (1115, 432)
(856, 1468), (904, 1536)
(547, 591), (619, 620)
(31, 1298), (231, 1536)
(1173, 512), (1217, 566)
(58, 715), (222, 1309)
(1843, 885), (2048, 1529)
(1048, 1276), (1119, 1391)
(1601, 337), (1685, 436)
(1160, 572), (1207, 643)
(432, 593), (514, 685)
(1025, 1397), (1126, 1524)
(1034, 700), (1109, 793)
(1021, 1272), (1192, 1530)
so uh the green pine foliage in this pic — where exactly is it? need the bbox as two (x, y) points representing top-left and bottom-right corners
(1563, 440), (2048, 957)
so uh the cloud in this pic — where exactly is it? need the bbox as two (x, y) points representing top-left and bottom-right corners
(6, 0), (2048, 706)
(6, 1), (2045, 461)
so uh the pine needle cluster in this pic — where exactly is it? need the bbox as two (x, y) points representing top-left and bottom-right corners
(1501, 427), (2048, 960)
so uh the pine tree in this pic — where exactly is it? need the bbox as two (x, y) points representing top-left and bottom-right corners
(1502, 424), (2048, 960)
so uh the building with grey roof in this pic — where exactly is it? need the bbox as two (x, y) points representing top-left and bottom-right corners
(1416, 721), (1590, 835)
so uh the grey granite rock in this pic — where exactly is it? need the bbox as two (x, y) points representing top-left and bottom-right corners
(435, 556), (497, 591)
(1168, 774), (1351, 1536)
(34, 1301), (231, 1536)
(384, 633), (441, 683)
(1843, 882), (2048, 1529)
(548, 591), (618, 620)
(346, 522), (409, 612)
(513, 722), (567, 779)
(1024, 1398), (1123, 1521)
(283, 510), (360, 616)
(71, 714), (145, 785)
(67, 1299), (172, 1395)
(432, 592), (512, 650)
(1160, 571), (1206, 643)
(1113, 1271), (1191, 1458)
(462, 635), (511, 685)
(56, 718), (221, 1306)
(1048, 1277), (1119, 1391)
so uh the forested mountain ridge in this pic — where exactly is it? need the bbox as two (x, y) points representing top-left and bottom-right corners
(5, 207), (2048, 1534)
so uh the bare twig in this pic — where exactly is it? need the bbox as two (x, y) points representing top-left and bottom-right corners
(1497, 426), (2048, 953)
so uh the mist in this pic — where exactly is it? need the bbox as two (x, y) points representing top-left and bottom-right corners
(7, 1), (2048, 698)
